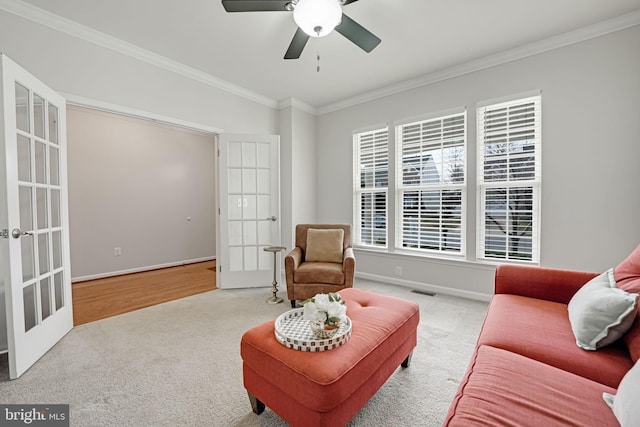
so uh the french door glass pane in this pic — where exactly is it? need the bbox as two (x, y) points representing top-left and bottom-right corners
(256, 143), (269, 167)
(21, 237), (35, 282)
(23, 284), (37, 332)
(244, 247), (257, 270)
(35, 141), (46, 184)
(36, 188), (48, 229)
(54, 272), (64, 311)
(228, 169), (241, 193)
(243, 195), (256, 219)
(228, 142), (241, 167)
(242, 169), (256, 193)
(40, 277), (52, 320)
(229, 247), (243, 271)
(17, 134), (31, 182)
(257, 169), (270, 194)
(19, 186), (33, 231)
(49, 146), (59, 186)
(48, 103), (58, 144)
(242, 143), (256, 167)
(15, 82), (29, 133)
(52, 230), (62, 269)
(38, 233), (50, 275)
(243, 221), (257, 245)
(228, 221), (242, 245)
(51, 189), (60, 227)
(34, 94), (45, 139)
(228, 195), (242, 220)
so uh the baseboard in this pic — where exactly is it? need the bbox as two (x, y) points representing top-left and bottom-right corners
(355, 272), (492, 302)
(72, 256), (216, 283)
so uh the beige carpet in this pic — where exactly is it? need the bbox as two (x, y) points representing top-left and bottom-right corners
(0, 279), (488, 426)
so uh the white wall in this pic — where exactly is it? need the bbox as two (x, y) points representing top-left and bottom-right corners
(279, 105), (317, 251)
(316, 26), (640, 299)
(67, 106), (216, 280)
(0, 11), (279, 134)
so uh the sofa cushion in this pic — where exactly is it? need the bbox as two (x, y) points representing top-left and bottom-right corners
(567, 269), (638, 350)
(614, 244), (640, 293)
(444, 345), (618, 427)
(295, 262), (345, 285)
(305, 228), (344, 263)
(603, 360), (640, 427)
(478, 294), (633, 388)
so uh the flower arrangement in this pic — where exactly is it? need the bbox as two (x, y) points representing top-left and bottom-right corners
(302, 293), (347, 337)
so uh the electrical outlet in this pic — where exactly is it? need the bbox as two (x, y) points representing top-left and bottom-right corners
(114, 247), (122, 256)
(395, 266), (402, 276)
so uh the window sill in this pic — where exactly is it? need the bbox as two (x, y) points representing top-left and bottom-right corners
(352, 246), (538, 270)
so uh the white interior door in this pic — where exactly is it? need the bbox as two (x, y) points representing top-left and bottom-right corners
(0, 54), (73, 379)
(217, 133), (281, 288)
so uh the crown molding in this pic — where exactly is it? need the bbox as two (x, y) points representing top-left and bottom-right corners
(316, 9), (640, 115)
(62, 92), (224, 134)
(277, 97), (318, 115)
(0, 0), (278, 109)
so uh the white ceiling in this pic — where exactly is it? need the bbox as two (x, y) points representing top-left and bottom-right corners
(17, 0), (640, 110)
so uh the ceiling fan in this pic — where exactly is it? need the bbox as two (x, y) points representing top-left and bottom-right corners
(221, 0), (381, 59)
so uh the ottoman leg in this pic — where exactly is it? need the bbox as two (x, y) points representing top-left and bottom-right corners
(401, 351), (413, 368)
(247, 391), (265, 415)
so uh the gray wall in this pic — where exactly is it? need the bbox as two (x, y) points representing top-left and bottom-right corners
(316, 26), (640, 299)
(67, 106), (216, 280)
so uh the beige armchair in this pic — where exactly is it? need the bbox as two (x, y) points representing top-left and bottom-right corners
(285, 224), (356, 308)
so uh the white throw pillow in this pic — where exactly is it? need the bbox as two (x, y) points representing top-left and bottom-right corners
(603, 360), (640, 427)
(567, 268), (638, 350)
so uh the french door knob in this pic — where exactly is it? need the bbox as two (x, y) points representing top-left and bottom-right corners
(11, 228), (33, 239)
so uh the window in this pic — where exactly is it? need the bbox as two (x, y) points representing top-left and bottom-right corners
(396, 112), (466, 254)
(353, 128), (388, 247)
(477, 95), (541, 262)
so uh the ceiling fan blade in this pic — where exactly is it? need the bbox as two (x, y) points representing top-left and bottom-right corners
(284, 27), (310, 59)
(222, 0), (291, 12)
(342, 0), (360, 5)
(335, 13), (381, 53)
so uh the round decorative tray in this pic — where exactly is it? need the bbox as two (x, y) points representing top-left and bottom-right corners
(274, 308), (352, 352)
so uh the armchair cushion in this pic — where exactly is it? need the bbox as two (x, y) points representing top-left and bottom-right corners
(295, 262), (345, 285)
(305, 229), (344, 263)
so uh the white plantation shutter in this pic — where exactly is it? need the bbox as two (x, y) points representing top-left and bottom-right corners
(396, 112), (466, 254)
(354, 128), (388, 247)
(477, 95), (541, 262)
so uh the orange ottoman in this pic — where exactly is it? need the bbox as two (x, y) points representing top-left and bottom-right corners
(240, 287), (420, 426)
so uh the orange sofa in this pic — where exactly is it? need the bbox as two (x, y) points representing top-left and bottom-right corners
(444, 262), (640, 426)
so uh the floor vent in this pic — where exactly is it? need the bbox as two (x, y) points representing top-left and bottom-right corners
(410, 289), (436, 297)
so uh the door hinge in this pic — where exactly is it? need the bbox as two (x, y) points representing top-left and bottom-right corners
(219, 266), (222, 273)
(218, 208), (220, 215)
(1, 229), (8, 239)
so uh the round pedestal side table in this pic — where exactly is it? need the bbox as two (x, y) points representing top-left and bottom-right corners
(264, 246), (286, 304)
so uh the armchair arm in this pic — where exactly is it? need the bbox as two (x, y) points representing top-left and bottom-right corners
(495, 264), (598, 304)
(343, 247), (356, 287)
(285, 247), (303, 289)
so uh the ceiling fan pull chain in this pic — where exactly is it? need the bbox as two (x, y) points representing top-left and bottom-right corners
(317, 54), (320, 73)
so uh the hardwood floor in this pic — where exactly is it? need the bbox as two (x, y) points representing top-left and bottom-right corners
(72, 260), (216, 325)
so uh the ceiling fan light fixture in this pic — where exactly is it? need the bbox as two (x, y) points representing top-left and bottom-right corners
(293, 0), (342, 38)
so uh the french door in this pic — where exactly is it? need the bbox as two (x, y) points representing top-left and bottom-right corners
(217, 134), (281, 288)
(0, 54), (73, 379)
